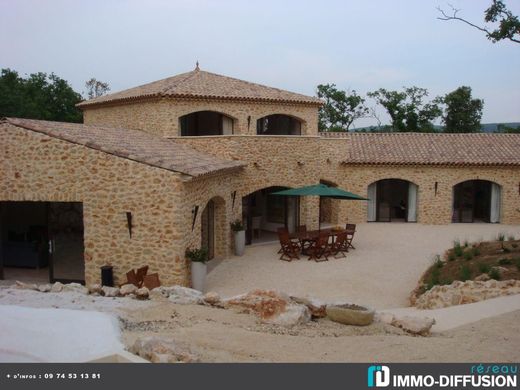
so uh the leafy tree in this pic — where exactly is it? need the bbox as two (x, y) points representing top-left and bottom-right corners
(437, 1), (520, 44)
(0, 68), (82, 122)
(440, 86), (484, 133)
(316, 84), (369, 132)
(367, 87), (442, 132)
(85, 78), (110, 99)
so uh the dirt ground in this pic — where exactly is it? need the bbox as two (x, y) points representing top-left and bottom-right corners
(0, 288), (519, 362)
(120, 301), (520, 363)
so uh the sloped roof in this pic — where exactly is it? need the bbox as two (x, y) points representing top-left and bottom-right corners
(320, 131), (520, 166)
(77, 68), (322, 108)
(2, 118), (244, 178)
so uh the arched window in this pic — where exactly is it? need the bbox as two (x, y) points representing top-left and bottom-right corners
(180, 111), (234, 136)
(256, 114), (302, 135)
(452, 180), (501, 223)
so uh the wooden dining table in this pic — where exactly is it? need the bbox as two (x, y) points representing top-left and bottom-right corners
(289, 228), (352, 255)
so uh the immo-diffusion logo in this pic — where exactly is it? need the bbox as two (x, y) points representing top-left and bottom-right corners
(368, 365), (390, 387)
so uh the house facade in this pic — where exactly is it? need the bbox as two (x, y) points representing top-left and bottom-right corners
(1, 67), (519, 287)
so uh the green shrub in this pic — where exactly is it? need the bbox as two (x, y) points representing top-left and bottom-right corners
(427, 268), (441, 289)
(459, 265), (472, 281)
(488, 268), (501, 280)
(471, 247), (481, 257)
(463, 251), (473, 261)
(515, 257), (520, 271)
(441, 278), (453, 286)
(463, 239), (469, 248)
(453, 240), (464, 257)
(497, 233), (506, 242)
(230, 219), (244, 232)
(478, 262), (491, 274)
(507, 235), (515, 241)
(448, 253), (456, 261)
(433, 254), (443, 268)
(498, 258), (512, 265)
(185, 247), (208, 263)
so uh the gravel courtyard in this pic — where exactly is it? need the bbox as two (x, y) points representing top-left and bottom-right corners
(206, 223), (520, 309)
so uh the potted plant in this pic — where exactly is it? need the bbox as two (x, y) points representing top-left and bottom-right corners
(231, 219), (245, 256)
(185, 247), (208, 292)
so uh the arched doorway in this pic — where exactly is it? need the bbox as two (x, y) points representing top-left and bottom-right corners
(180, 111), (234, 136)
(256, 114), (302, 135)
(242, 186), (300, 245)
(452, 180), (501, 223)
(367, 179), (418, 222)
(200, 196), (226, 260)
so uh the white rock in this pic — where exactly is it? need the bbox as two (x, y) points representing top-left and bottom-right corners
(202, 291), (221, 305)
(167, 286), (203, 305)
(38, 284), (52, 293)
(14, 281), (38, 290)
(102, 286), (120, 297)
(50, 281), (64, 293)
(62, 283), (88, 295)
(88, 284), (103, 294)
(391, 316), (435, 335)
(130, 336), (199, 363)
(375, 312), (395, 325)
(135, 287), (149, 300)
(120, 284), (138, 296)
(263, 304), (311, 327)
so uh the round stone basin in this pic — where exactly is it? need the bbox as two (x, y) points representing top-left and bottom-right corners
(326, 304), (375, 326)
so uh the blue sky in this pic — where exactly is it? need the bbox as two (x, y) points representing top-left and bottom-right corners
(1, 0), (519, 127)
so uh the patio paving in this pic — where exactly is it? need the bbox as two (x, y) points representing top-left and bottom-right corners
(206, 223), (520, 309)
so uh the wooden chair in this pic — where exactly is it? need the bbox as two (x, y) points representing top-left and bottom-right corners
(277, 229), (300, 261)
(307, 231), (331, 262)
(345, 224), (356, 250)
(330, 231), (348, 259)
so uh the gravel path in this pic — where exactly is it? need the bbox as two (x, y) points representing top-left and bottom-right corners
(206, 223), (520, 309)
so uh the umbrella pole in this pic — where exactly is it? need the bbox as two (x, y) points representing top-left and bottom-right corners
(318, 196), (321, 231)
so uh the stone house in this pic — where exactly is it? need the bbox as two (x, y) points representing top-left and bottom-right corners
(1, 66), (519, 286)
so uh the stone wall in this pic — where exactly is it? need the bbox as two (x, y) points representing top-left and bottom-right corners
(321, 138), (520, 225)
(0, 123), (188, 286)
(83, 98), (320, 137)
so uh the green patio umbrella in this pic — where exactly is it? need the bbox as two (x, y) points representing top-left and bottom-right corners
(271, 183), (368, 229)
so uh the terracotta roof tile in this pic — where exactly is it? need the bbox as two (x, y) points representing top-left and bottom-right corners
(2, 118), (244, 178)
(320, 132), (520, 166)
(77, 69), (322, 108)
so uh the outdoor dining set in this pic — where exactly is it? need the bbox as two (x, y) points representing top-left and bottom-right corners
(277, 224), (356, 262)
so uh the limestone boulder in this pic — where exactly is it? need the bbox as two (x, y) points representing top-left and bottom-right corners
(102, 286), (120, 297)
(136, 287), (150, 300)
(391, 315), (435, 335)
(374, 312), (395, 325)
(38, 284), (52, 293)
(223, 289), (311, 326)
(63, 283), (88, 295)
(50, 281), (64, 293)
(14, 281), (38, 291)
(130, 336), (199, 363)
(202, 291), (221, 306)
(167, 286), (204, 305)
(120, 284), (138, 296)
(88, 284), (103, 295)
(290, 296), (327, 318)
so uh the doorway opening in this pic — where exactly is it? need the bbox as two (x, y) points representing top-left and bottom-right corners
(200, 197), (226, 260)
(242, 186), (300, 245)
(0, 201), (85, 284)
(452, 180), (500, 223)
(367, 179), (418, 222)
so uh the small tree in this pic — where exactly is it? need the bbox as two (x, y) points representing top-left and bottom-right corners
(85, 78), (110, 100)
(441, 86), (484, 133)
(316, 84), (369, 132)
